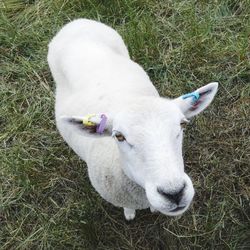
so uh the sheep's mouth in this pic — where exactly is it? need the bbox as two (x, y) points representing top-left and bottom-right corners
(169, 206), (186, 213)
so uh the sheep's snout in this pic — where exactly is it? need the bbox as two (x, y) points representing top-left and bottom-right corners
(157, 182), (186, 205)
(145, 174), (195, 216)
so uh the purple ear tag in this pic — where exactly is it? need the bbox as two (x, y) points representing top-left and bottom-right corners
(96, 114), (107, 134)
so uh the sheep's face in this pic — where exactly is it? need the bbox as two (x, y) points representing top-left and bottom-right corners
(112, 83), (218, 216)
(112, 99), (194, 216)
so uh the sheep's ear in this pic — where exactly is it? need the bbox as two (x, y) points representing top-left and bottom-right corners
(174, 82), (218, 118)
(60, 114), (112, 135)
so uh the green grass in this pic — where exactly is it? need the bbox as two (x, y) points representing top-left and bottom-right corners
(1, 0), (249, 249)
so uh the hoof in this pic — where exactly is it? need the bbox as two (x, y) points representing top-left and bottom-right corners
(124, 208), (136, 221)
(150, 206), (157, 213)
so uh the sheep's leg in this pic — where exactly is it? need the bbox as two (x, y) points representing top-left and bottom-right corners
(124, 208), (136, 221)
(150, 206), (157, 213)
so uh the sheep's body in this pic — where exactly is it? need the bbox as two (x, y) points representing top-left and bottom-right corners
(48, 19), (218, 219)
(48, 19), (158, 210)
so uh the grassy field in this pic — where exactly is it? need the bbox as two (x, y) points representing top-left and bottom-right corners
(1, 0), (249, 249)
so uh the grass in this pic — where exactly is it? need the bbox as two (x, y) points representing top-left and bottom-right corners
(0, 0), (249, 249)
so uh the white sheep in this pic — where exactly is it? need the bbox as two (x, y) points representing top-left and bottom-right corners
(47, 19), (218, 220)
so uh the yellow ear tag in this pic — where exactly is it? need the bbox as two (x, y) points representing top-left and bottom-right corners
(82, 114), (96, 126)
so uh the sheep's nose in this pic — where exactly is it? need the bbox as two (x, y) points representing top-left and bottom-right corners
(157, 184), (186, 205)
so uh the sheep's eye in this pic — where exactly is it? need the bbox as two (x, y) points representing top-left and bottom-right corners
(115, 133), (126, 142)
(180, 122), (187, 129)
(180, 119), (189, 129)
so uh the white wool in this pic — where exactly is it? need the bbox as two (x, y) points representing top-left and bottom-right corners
(48, 19), (218, 219)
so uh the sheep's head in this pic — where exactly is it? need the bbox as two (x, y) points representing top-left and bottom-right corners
(63, 82), (218, 216)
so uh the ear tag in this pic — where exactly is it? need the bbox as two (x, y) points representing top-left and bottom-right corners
(96, 114), (107, 134)
(182, 91), (200, 104)
(82, 114), (96, 126)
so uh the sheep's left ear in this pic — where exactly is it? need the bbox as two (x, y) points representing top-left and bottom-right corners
(174, 82), (218, 118)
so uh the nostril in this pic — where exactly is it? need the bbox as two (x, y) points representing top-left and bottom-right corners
(157, 183), (186, 205)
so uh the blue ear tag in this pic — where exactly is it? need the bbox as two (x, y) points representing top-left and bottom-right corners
(182, 91), (200, 104)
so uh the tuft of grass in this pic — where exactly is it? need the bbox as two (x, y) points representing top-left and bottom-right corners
(1, 0), (249, 249)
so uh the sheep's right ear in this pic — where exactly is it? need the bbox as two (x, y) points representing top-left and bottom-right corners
(60, 114), (112, 135)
